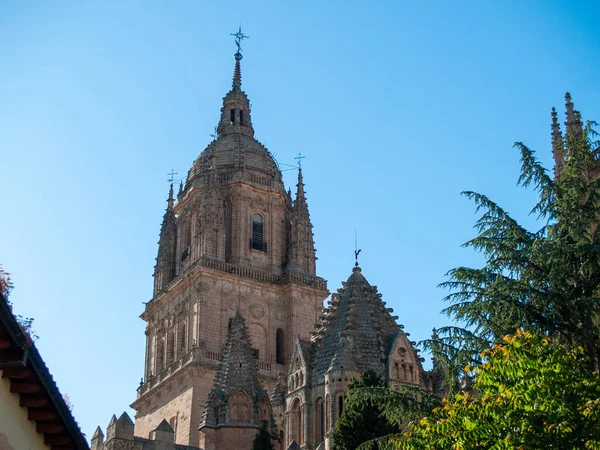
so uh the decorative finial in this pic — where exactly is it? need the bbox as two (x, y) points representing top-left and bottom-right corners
(231, 26), (249, 60)
(354, 229), (361, 267)
(167, 183), (174, 209)
(167, 170), (178, 184)
(294, 152), (305, 169)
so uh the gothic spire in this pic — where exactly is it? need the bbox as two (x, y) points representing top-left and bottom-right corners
(287, 168), (316, 274)
(153, 184), (178, 296)
(167, 183), (174, 209)
(552, 107), (565, 179)
(294, 168), (308, 213)
(212, 310), (263, 396)
(232, 57), (242, 92)
(565, 92), (583, 139)
(217, 29), (254, 138)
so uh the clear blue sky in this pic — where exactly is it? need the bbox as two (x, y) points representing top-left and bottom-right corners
(1, 0), (598, 441)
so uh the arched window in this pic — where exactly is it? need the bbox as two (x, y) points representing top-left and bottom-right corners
(315, 398), (324, 443)
(156, 337), (165, 371)
(251, 214), (266, 251)
(181, 222), (191, 261)
(276, 328), (285, 364)
(240, 110), (245, 126)
(325, 395), (331, 431)
(177, 322), (186, 357)
(166, 330), (175, 362)
(290, 398), (302, 444)
(229, 390), (252, 423)
(338, 395), (344, 418)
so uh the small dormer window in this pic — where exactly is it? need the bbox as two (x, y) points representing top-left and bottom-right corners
(239, 110), (244, 126)
(230, 109), (235, 125)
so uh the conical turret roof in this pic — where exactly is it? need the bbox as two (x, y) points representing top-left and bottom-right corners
(310, 266), (399, 381)
(212, 310), (263, 396)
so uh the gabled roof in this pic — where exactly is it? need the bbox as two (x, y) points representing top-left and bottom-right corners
(0, 293), (88, 450)
(310, 267), (399, 381)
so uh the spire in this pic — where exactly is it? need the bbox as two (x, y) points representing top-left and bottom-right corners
(310, 267), (401, 382)
(201, 311), (275, 432)
(295, 168), (307, 211)
(212, 310), (263, 396)
(167, 183), (174, 209)
(565, 92), (583, 139)
(552, 107), (565, 179)
(270, 373), (287, 407)
(232, 57), (242, 92)
(217, 28), (254, 138)
(287, 168), (316, 274)
(153, 184), (178, 296)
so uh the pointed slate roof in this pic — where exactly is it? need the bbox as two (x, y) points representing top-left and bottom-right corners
(310, 266), (399, 381)
(271, 374), (287, 407)
(212, 310), (263, 396)
(154, 419), (174, 433)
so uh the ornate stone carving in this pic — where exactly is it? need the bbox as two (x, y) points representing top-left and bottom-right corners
(249, 303), (265, 319)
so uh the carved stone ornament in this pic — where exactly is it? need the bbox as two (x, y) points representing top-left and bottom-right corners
(249, 303), (265, 319)
(275, 307), (285, 321)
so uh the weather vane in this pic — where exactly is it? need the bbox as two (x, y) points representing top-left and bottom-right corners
(231, 26), (249, 59)
(294, 153), (305, 168)
(167, 170), (178, 184)
(354, 229), (362, 267)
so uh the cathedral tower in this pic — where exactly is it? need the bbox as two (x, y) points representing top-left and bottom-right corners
(131, 44), (329, 445)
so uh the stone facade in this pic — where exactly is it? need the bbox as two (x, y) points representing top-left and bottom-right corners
(276, 266), (436, 450)
(94, 39), (595, 450)
(128, 51), (328, 446)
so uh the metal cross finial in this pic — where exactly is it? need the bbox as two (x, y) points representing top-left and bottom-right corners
(231, 26), (249, 56)
(167, 170), (178, 184)
(294, 153), (305, 168)
(354, 229), (362, 267)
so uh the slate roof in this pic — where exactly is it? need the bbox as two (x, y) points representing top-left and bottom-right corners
(309, 266), (399, 382)
(212, 310), (263, 397)
(270, 374), (287, 407)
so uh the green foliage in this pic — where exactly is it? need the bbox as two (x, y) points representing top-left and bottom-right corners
(0, 264), (13, 298)
(332, 371), (399, 450)
(333, 371), (439, 450)
(428, 121), (600, 382)
(252, 420), (274, 450)
(394, 331), (600, 449)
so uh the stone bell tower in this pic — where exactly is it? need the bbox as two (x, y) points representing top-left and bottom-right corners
(130, 38), (329, 446)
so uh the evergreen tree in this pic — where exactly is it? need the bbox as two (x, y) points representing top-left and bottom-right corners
(332, 371), (438, 450)
(427, 117), (600, 385)
(332, 371), (398, 450)
(252, 420), (275, 450)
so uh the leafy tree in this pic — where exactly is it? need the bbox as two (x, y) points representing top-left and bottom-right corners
(428, 118), (600, 382)
(252, 420), (274, 450)
(389, 331), (600, 449)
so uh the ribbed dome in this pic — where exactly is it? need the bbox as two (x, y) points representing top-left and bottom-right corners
(186, 133), (281, 187)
